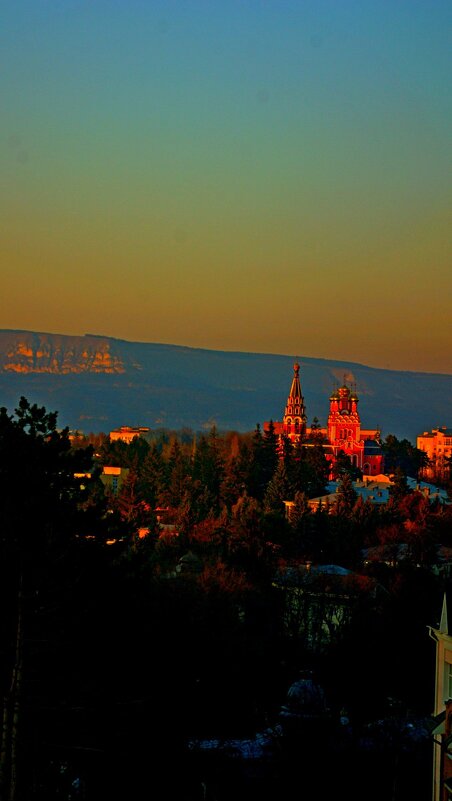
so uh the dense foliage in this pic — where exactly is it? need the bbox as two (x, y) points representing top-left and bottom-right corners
(1, 399), (451, 800)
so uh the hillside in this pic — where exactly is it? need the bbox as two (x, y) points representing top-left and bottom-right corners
(0, 330), (451, 441)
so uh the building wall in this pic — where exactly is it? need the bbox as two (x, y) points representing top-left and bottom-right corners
(100, 465), (130, 494)
(109, 426), (150, 443)
(430, 607), (452, 801)
(417, 428), (452, 480)
(265, 369), (384, 477)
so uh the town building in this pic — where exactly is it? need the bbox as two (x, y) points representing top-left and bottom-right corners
(109, 425), (150, 444)
(100, 465), (129, 494)
(429, 596), (452, 801)
(417, 427), (452, 480)
(264, 362), (384, 476)
(284, 476), (450, 516)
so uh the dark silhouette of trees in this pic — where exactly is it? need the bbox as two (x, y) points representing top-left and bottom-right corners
(0, 398), (96, 801)
(0, 398), (446, 800)
(382, 434), (428, 479)
(331, 449), (363, 481)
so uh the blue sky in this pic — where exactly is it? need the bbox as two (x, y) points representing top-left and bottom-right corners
(1, 1), (451, 372)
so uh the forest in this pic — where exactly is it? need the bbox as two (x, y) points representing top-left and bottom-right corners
(1, 398), (451, 800)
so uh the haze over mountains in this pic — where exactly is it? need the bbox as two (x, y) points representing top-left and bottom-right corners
(0, 330), (451, 442)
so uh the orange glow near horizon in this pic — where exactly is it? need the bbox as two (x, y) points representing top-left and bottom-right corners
(1, 2), (451, 375)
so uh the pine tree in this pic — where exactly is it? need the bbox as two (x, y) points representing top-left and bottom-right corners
(334, 473), (358, 516)
(262, 420), (279, 485)
(264, 460), (291, 512)
(191, 427), (225, 512)
(138, 443), (166, 508)
(220, 440), (250, 508)
(163, 438), (189, 507)
(247, 424), (266, 500)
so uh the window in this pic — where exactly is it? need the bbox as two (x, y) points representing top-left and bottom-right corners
(445, 662), (452, 702)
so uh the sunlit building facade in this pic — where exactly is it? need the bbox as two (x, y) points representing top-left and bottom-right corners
(264, 363), (384, 476)
(109, 426), (150, 444)
(417, 427), (452, 480)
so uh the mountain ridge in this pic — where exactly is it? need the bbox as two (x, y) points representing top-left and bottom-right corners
(1, 329), (451, 377)
(0, 330), (451, 441)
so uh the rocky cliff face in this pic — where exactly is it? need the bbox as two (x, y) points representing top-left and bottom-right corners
(1, 330), (451, 440)
(0, 331), (126, 374)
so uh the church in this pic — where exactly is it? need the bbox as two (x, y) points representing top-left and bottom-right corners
(264, 362), (384, 477)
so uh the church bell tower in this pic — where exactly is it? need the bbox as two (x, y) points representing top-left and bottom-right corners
(283, 363), (307, 441)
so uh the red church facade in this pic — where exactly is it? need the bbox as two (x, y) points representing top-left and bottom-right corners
(264, 363), (384, 477)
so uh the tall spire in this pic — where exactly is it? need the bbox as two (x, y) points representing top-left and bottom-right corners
(440, 592), (449, 634)
(288, 362), (302, 401)
(283, 362), (306, 440)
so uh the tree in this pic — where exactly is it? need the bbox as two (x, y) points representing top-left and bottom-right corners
(388, 467), (411, 506)
(162, 438), (189, 507)
(332, 450), (362, 481)
(191, 427), (225, 512)
(137, 443), (166, 508)
(264, 460), (291, 512)
(290, 491), (316, 559)
(0, 397), (94, 558)
(298, 444), (330, 498)
(262, 420), (279, 485)
(0, 398), (95, 801)
(382, 434), (428, 479)
(220, 439), (251, 509)
(246, 424), (266, 500)
(333, 473), (358, 516)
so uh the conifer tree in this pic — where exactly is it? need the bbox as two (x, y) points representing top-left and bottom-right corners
(264, 460), (291, 512)
(0, 398), (96, 801)
(163, 438), (189, 507)
(138, 443), (166, 508)
(247, 424), (266, 500)
(334, 473), (358, 516)
(262, 420), (279, 485)
(220, 440), (250, 508)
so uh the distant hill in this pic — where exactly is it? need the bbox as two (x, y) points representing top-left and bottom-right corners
(0, 330), (451, 442)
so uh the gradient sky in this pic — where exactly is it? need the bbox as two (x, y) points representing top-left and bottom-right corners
(1, 1), (451, 373)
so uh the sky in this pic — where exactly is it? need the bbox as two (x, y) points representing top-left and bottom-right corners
(1, 1), (451, 374)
